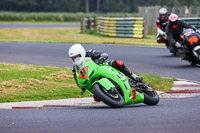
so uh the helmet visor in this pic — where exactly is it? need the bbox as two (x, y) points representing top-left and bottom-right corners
(160, 14), (167, 21)
(170, 21), (178, 28)
(170, 21), (178, 25)
(72, 54), (81, 63)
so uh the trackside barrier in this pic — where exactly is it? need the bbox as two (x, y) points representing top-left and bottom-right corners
(96, 17), (145, 38)
(180, 17), (200, 30)
(81, 17), (96, 33)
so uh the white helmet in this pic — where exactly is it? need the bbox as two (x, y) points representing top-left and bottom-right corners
(68, 44), (86, 66)
(159, 8), (167, 15)
(159, 8), (168, 21)
(169, 13), (178, 22)
(169, 13), (179, 28)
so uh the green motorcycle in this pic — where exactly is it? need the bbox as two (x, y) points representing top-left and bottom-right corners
(75, 57), (159, 108)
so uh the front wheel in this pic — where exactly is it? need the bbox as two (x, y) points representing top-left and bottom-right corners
(92, 83), (124, 108)
(143, 89), (159, 105)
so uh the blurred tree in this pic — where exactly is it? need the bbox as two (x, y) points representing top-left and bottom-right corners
(85, 0), (89, 13)
(97, 0), (101, 12)
(0, 0), (200, 12)
(53, 0), (81, 12)
(101, 0), (128, 12)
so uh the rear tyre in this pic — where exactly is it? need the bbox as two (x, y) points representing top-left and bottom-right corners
(92, 83), (124, 108)
(143, 89), (159, 106)
(172, 50), (177, 56)
(190, 61), (197, 66)
(190, 57), (197, 66)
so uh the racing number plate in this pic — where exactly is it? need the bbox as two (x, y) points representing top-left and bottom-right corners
(79, 66), (88, 79)
(188, 35), (199, 46)
(131, 88), (137, 101)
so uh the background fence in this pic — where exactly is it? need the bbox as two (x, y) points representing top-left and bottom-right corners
(95, 17), (145, 38)
(180, 17), (200, 29)
(80, 16), (200, 38)
(139, 6), (200, 35)
(81, 17), (96, 33)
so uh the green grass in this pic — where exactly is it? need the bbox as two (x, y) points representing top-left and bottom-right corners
(0, 12), (138, 22)
(0, 20), (171, 103)
(0, 63), (175, 103)
(0, 27), (162, 47)
(0, 21), (78, 23)
(0, 63), (92, 102)
(141, 74), (175, 92)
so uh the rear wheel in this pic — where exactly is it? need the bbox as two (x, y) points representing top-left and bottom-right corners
(190, 56), (197, 66)
(172, 50), (177, 56)
(190, 61), (197, 65)
(92, 83), (124, 108)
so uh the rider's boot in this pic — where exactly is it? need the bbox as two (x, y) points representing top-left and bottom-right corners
(93, 95), (101, 102)
(109, 60), (143, 82)
(131, 73), (143, 82)
(123, 64), (143, 82)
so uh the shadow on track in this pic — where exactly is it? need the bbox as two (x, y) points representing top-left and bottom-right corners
(159, 55), (179, 58)
(169, 64), (200, 68)
(70, 104), (152, 110)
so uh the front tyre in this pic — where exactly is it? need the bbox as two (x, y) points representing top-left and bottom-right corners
(143, 89), (159, 106)
(92, 83), (124, 108)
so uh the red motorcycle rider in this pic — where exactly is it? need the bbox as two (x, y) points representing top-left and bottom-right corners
(156, 8), (169, 44)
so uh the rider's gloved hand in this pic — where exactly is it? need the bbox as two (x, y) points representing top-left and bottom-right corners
(95, 53), (108, 64)
(162, 32), (166, 36)
(96, 57), (106, 64)
(88, 49), (96, 53)
(175, 42), (182, 48)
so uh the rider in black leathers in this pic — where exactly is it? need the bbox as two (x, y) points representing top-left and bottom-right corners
(165, 13), (197, 55)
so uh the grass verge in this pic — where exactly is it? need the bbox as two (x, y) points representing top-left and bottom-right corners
(0, 27), (162, 46)
(0, 21), (78, 23)
(0, 12), (138, 22)
(0, 63), (175, 103)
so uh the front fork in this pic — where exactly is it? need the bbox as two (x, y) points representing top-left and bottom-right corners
(123, 79), (145, 105)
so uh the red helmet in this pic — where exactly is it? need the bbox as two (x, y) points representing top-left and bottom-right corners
(169, 13), (178, 28)
(159, 8), (168, 21)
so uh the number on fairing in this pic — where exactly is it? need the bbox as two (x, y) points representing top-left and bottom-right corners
(79, 66), (88, 79)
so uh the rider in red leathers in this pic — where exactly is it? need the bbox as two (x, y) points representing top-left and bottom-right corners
(156, 8), (169, 45)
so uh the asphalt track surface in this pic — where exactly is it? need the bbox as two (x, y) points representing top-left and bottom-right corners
(0, 96), (200, 133)
(0, 23), (80, 28)
(0, 42), (200, 133)
(0, 42), (199, 81)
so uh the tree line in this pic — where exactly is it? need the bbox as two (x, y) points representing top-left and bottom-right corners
(0, 0), (199, 13)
